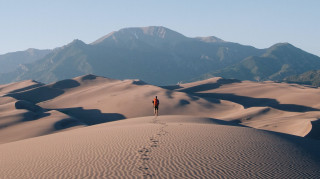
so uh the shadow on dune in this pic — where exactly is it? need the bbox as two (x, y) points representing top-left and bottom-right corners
(132, 80), (148, 85)
(194, 93), (320, 113)
(0, 120), (20, 130)
(305, 119), (320, 140)
(50, 79), (80, 90)
(54, 117), (86, 130)
(187, 94), (200, 101)
(165, 89), (220, 104)
(81, 74), (97, 80)
(179, 78), (241, 93)
(165, 90), (174, 99)
(6, 79), (81, 104)
(207, 118), (247, 127)
(179, 99), (190, 106)
(198, 94), (221, 104)
(14, 100), (51, 121)
(8, 83), (44, 94)
(21, 112), (50, 121)
(15, 100), (43, 113)
(160, 85), (182, 90)
(56, 107), (126, 125)
(0, 109), (50, 130)
(6, 86), (64, 104)
(258, 129), (320, 162)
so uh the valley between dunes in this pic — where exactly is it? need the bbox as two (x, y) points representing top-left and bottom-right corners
(1, 74), (320, 178)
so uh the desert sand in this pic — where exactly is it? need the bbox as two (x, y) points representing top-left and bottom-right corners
(1, 115), (320, 178)
(1, 74), (320, 178)
(177, 77), (320, 138)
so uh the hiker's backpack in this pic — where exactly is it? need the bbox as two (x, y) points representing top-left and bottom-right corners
(154, 98), (159, 106)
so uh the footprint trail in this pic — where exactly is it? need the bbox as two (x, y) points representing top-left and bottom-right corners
(137, 116), (168, 178)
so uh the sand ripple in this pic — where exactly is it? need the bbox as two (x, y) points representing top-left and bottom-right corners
(0, 115), (320, 178)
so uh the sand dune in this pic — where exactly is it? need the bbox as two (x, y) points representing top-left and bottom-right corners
(1, 75), (239, 143)
(180, 78), (320, 109)
(177, 78), (320, 138)
(40, 75), (241, 119)
(2, 74), (320, 143)
(6, 74), (242, 124)
(0, 95), (85, 144)
(0, 115), (319, 178)
(1, 75), (320, 178)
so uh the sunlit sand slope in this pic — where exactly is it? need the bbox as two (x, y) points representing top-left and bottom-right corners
(0, 115), (319, 178)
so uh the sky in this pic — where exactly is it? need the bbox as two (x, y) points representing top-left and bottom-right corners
(0, 0), (319, 56)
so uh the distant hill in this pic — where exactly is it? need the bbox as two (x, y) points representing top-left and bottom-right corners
(0, 26), (319, 85)
(284, 70), (320, 86)
(0, 48), (51, 73)
(206, 43), (320, 81)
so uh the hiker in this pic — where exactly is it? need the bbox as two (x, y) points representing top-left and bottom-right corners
(152, 96), (159, 116)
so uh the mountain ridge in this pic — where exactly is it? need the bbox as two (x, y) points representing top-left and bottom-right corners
(0, 48), (51, 73)
(0, 26), (319, 86)
(207, 42), (320, 82)
(284, 69), (320, 86)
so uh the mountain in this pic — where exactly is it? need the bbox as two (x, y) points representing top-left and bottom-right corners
(0, 26), (319, 85)
(206, 43), (320, 81)
(284, 70), (320, 86)
(0, 48), (51, 73)
(0, 26), (264, 85)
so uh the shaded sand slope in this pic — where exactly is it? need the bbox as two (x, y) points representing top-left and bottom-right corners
(0, 75), (241, 144)
(3, 74), (320, 144)
(0, 96), (85, 144)
(179, 78), (320, 109)
(177, 78), (320, 138)
(8, 74), (242, 122)
(0, 77), (88, 144)
(0, 79), (43, 96)
(0, 115), (319, 178)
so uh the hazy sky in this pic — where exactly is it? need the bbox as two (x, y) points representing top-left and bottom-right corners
(0, 0), (319, 56)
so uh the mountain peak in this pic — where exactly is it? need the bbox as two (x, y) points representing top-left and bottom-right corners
(70, 39), (86, 45)
(195, 36), (225, 43)
(270, 42), (294, 48)
(91, 26), (187, 45)
(138, 26), (181, 38)
(63, 39), (87, 49)
(25, 48), (38, 55)
(265, 43), (300, 56)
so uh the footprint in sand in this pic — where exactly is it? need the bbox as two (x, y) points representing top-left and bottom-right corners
(137, 116), (169, 177)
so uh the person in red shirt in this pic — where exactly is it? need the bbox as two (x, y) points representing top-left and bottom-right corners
(152, 96), (160, 116)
